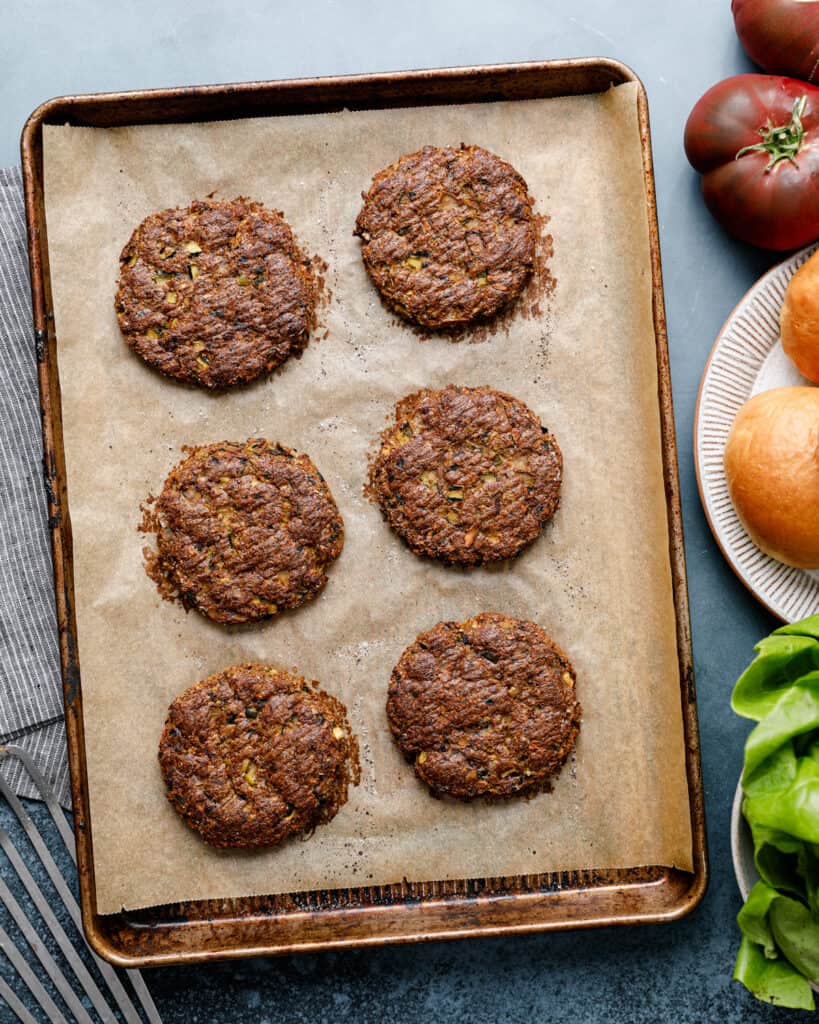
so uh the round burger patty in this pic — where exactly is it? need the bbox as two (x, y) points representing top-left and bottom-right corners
(116, 197), (317, 388)
(145, 438), (344, 624)
(159, 663), (360, 848)
(368, 384), (562, 566)
(387, 613), (581, 800)
(354, 145), (536, 329)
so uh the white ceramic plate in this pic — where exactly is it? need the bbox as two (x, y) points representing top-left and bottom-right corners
(695, 244), (819, 623)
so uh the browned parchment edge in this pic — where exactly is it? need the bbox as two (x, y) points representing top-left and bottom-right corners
(20, 57), (707, 968)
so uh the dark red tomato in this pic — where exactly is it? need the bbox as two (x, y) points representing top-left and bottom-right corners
(732, 0), (819, 82)
(684, 74), (819, 249)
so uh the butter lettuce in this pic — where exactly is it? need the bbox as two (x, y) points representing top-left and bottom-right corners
(734, 930), (814, 1010)
(733, 616), (819, 722)
(732, 615), (819, 1010)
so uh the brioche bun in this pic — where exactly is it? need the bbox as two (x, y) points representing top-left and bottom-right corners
(781, 250), (819, 383)
(724, 387), (819, 569)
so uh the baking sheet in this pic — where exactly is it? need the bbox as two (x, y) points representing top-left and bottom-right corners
(43, 81), (692, 915)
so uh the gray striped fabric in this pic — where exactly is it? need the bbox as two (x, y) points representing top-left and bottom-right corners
(0, 166), (70, 807)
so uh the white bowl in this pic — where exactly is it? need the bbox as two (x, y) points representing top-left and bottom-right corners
(731, 779), (758, 901)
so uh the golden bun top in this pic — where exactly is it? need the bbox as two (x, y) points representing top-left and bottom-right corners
(724, 387), (819, 570)
(781, 250), (819, 384)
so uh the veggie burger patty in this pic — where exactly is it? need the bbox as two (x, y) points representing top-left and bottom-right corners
(388, 613), (581, 800)
(116, 197), (317, 388)
(159, 663), (359, 848)
(368, 384), (562, 566)
(142, 438), (344, 624)
(354, 145), (536, 329)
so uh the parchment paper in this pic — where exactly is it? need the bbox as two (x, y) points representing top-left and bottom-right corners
(43, 81), (693, 915)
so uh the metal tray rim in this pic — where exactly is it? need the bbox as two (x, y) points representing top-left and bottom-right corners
(22, 55), (642, 128)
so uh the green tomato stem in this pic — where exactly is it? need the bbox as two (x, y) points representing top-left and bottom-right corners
(736, 97), (808, 172)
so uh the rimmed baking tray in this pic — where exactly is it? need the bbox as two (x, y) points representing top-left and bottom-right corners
(21, 57), (706, 967)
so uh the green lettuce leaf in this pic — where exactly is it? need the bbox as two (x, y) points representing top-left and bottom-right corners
(770, 895), (819, 982)
(775, 616), (819, 642)
(743, 742), (797, 797)
(734, 936), (815, 1010)
(799, 844), (819, 918)
(743, 675), (819, 779)
(735, 883), (818, 1009)
(732, 635), (819, 721)
(737, 881), (780, 957)
(744, 757), (819, 844)
(750, 819), (806, 899)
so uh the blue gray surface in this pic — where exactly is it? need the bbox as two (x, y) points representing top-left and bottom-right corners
(0, 0), (807, 1020)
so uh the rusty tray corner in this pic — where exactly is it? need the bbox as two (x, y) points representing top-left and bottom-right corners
(20, 57), (707, 968)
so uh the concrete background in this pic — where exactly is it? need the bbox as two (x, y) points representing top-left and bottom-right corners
(0, 1), (803, 1020)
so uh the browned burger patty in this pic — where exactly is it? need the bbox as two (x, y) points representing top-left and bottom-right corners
(159, 663), (360, 848)
(116, 197), (317, 388)
(143, 439), (343, 624)
(354, 145), (536, 330)
(387, 613), (581, 800)
(368, 385), (562, 566)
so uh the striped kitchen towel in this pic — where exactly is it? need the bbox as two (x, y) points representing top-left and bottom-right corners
(0, 166), (70, 807)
